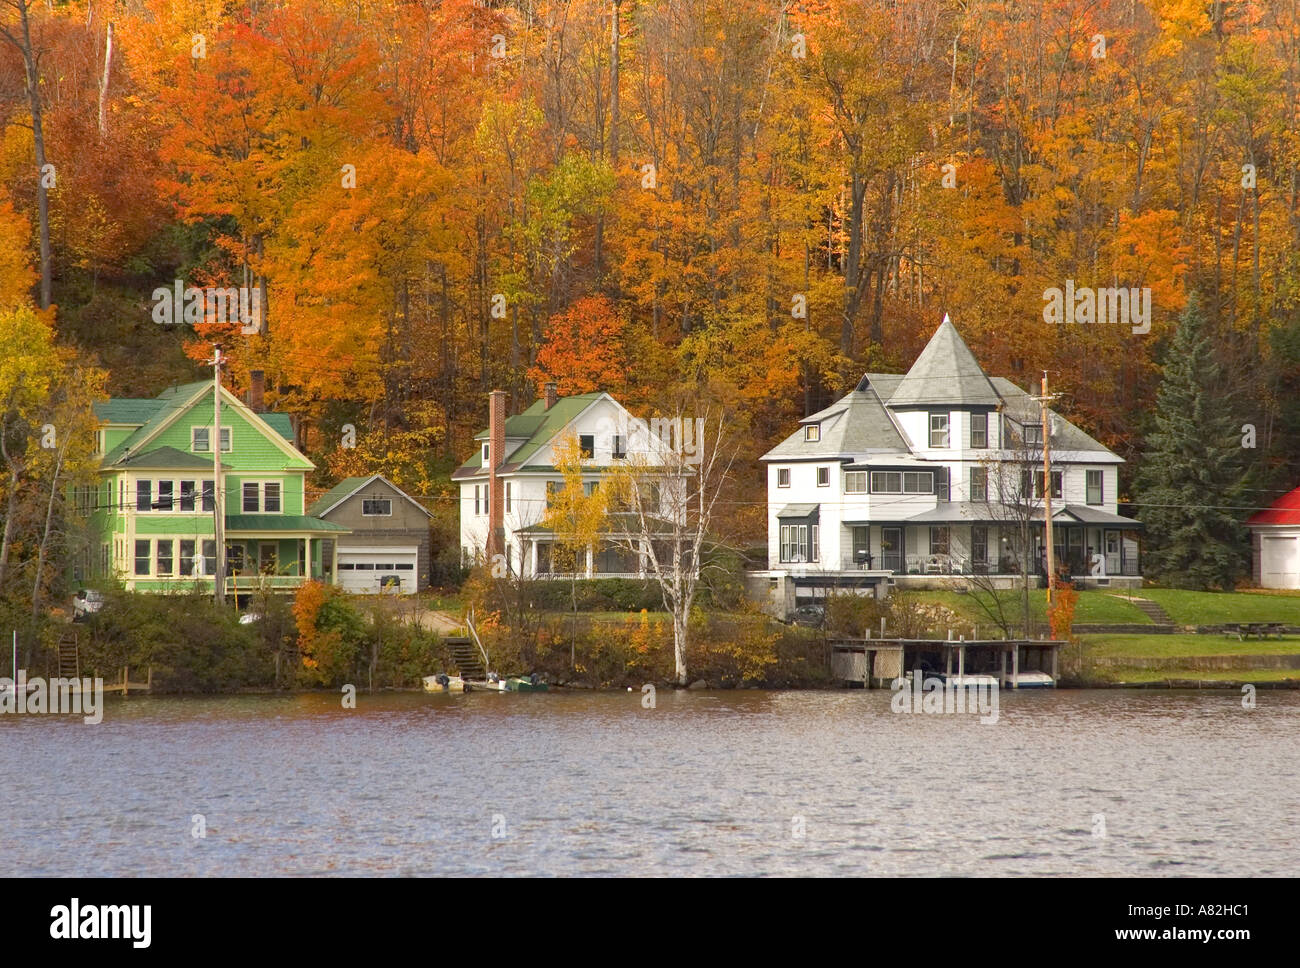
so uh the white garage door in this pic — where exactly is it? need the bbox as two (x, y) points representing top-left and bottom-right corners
(1261, 535), (1300, 589)
(337, 545), (418, 594)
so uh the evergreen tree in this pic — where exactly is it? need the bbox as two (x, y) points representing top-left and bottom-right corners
(1136, 295), (1251, 589)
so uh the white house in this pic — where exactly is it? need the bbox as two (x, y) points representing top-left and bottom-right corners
(1247, 486), (1300, 589)
(755, 315), (1142, 612)
(452, 384), (680, 577)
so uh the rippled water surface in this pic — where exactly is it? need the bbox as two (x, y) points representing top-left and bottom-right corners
(5, 689), (1298, 876)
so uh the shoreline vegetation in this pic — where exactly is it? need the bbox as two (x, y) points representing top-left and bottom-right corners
(20, 579), (1300, 694)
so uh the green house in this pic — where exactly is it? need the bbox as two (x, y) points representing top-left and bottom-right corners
(80, 381), (349, 595)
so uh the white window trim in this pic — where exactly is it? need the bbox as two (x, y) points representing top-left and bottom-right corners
(804, 424), (820, 442)
(361, 496), (394, 517)
(777, 467), (791, 488)
(929, 412), (950, 448)
(816, 466), (829, 487)
(240, 480), (283, 514)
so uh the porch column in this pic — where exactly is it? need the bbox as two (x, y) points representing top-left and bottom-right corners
(1011, 644), (1019, 689)
(331, 540), (339, 586)
(958, 644), (965, 679)
(305, 537), (312, 579)
(999, 648), (1006, 688)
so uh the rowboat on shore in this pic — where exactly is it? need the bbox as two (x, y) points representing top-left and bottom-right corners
(422, 674), (467, 693)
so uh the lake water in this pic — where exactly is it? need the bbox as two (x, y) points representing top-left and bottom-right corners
(6, 688), (1298, 876)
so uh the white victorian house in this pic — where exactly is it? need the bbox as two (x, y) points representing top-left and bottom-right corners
(452, 383), (681, 577)
(755, 316), (1142, 612)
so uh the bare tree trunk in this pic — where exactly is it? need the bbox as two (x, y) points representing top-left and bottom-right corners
(97, 20), (112, 137)
(0, 0), (54, 308)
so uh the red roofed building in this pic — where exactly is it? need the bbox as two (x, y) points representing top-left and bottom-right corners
(1246, 487), (1300, 588)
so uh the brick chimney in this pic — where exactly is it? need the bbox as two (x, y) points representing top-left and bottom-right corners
(487, 389), (507, 559)
(544, 381), (558, 411)
(248, 369), (265, 412)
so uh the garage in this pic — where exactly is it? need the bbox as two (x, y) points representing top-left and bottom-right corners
(336, 545), (419, 594)
(1247, 486), (1300, 590)
(1261, 535), (1300, 589)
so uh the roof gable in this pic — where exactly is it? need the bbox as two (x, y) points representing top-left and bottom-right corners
(454, 392), (609, 477)
(309, 474), (432, 518)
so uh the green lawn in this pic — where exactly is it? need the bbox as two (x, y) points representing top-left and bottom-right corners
(1098, 667), (1300, 683)
(1131, 588), (1300, 625)
(1078, 633), (1300, 658)
(912, 589), (1150, 630)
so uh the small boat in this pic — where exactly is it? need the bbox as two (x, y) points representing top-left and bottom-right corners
(472, 674), (509, 692)
(422, 674), (467, 693)
(1004, 670), (1056, 689)
(505, 675), (548, 693)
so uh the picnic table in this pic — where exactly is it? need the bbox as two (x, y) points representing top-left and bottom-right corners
(1222, 622), (1288, 641)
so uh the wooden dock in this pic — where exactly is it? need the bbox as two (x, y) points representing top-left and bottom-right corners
(101, 666), (152, 695)
(830, 635), (1061, 688)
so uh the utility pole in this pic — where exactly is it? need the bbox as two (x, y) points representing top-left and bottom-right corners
(208, 345), (225, 606)
(1031, 372), (1059, 605)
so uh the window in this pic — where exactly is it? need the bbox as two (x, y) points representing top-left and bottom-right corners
(816, 466), (829, 487)
(1024, 423), (1043, 446)
(804, 424), (820, 442)
(929, 413), (949, 448)
(136, 480), (152, 512)
(505, 482), (512, 513)
(612, 434), (627, 459)
(201, 480), (215, 513)
(220, 427), (232, 452)
(648, 483), (661, 513)
(870, 471), (933, 494)
(811, 525), (819, 562)
(474, 485), (481, 516)
(930, 527), (950, 556)
(156, 540), (174, 576)
(777, 468), (790, 488)
(193, 427), (210, 452)
(546, 481), (559, 508)
(1026, 470), (1063, 499)
(969, 466), (987, 502)
(1086, 469), (1103, 505)
(243, 482), (260, 513)
(264, 482), (281, 513)
(844, 471), (867, 493)
(134, 540), (150, 575)
(579, 435), (594, 458)
(180, 480), (196, 511)
(156, 480), (174, 511)
(482, 442), (490, 462)
(780, 524), (811, 563)
(94, 430), (105, 455)
(180, 540), (196, 576)
(583, 481), (598, 497)
(871, 471), (901, 493)
(362, 498), (392, 516)
(202, 540), (216, 576)
(970, 412), (988, 448)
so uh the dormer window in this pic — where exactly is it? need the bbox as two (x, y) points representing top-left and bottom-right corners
(804, 424), (820, 442)
(481, 443), (490, 462)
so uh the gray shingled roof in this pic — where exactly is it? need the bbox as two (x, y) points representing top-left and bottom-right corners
(761, 389), (909, 460)
(887, 315), (1001, 408)
(990, 379), (1114, 455)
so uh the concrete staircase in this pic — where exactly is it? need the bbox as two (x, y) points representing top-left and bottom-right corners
(446, 637), (486, 680)
(1127, 597), (1174, 625)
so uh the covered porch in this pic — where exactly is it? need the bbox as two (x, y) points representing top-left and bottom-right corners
(223, 515), (350, 593)
(841, 503), (1142, 585)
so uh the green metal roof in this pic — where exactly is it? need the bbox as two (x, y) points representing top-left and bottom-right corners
(225, 514), (349, 533)
(115, 446), (229, 470)
(453, 393), (604, 479)
(307, 477), (372, 516)
(94, 399), (167, 424)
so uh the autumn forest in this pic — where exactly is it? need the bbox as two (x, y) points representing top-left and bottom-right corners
(3, 0), (1300, 538)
